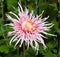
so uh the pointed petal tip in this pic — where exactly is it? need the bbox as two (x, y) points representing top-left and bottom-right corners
(9, 42), (11, 45)
(14, 46), (16, 49)
(42, 10), (44, 13)
(6, 14), (10, 18)
(6, 14), (8, 16)
(9, 11), (12, 13)
(42, 44), (47, 50)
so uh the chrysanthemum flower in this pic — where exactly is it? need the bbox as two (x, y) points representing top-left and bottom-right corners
(6, 2), (55, 52)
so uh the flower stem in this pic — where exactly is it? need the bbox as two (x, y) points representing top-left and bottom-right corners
(17, 47), (19, 57)
(22, 43), (25, 57)
(2, 0), (7, 38)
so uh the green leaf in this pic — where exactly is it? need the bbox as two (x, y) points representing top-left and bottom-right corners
(25, 47), (36, 57)
(0, 45), (9, 53)
(52, 19), (60, 33)
(39, 45), (57, 57)
(46, 40), (57, 49)
(49, 4), (57, 10)
(7, 0), (18, 10)
(0, 26), (4, 36)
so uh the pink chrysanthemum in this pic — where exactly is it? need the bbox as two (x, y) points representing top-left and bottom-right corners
(6, 2), (55, 52)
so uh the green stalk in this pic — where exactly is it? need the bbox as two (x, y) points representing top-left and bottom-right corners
(2, 0), (7, 38)
(57, 0), (60, 57)
(22, 43), (25, 57)
(36, 0), (39, 15)
(17, 47), (20, 57)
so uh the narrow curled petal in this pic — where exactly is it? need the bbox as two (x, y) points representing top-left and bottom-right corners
(6, 14), (13, 21)
(13, 35), (20, 42)
(25, 7), (29, 15)
(8, 31), (15, 36)
(39, 10), (44, 17)
(14, 38), (21, 48)
(29, 10), (33, 19)
(19, 34), (24, 47)
(43, 31), (56, 36)
(6, 14), (19, 23)
(18, 2), (23, 12)
(5, 23), (14, 26)
(47, 24), (54, 28)
(42, 16), (49, 21)
(9, 12), (20, 20)
(10, 34), (17, 44)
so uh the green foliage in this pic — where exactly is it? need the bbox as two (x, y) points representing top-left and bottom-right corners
(0, 19), (4, 36)
(52, 19), (60, 33)
(39, 45), (57, 57)
(25, 48), (36, 57)
(0, 45), (9, 53)
(7, 0), (18, 10)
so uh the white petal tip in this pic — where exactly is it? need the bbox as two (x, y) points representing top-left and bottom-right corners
(9, 42), (11, 45)
(42, 10), (44, 13)
(9, 12), (12, 14)
(14, 46), (16, 49)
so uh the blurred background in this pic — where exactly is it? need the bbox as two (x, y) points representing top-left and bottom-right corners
(0, 0), (60, 57)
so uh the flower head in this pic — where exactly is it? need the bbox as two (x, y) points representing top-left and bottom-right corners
(6, 2), (55, 52)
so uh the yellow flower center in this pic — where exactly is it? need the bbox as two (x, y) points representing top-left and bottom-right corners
(22, 20), (35, 32)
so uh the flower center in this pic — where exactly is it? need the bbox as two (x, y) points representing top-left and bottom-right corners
(22, 20), (35, 32)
